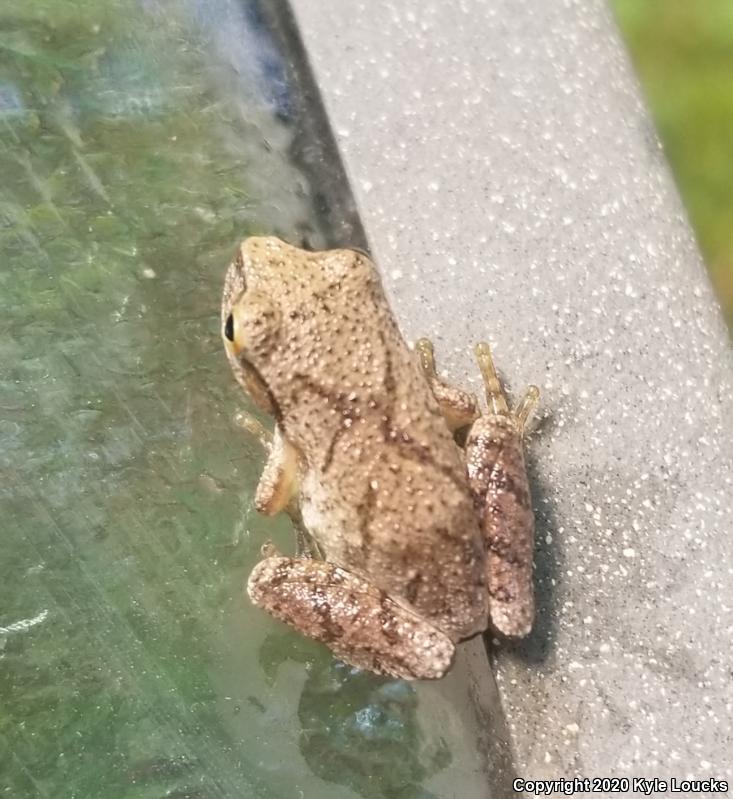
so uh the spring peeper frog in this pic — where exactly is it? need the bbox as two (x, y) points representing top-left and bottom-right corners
(222, 236), (537, 679)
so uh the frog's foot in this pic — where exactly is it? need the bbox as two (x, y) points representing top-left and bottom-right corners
(415, 338), (479, 432)
(474, 342), (539, 433)
(248, 556), (455, 680)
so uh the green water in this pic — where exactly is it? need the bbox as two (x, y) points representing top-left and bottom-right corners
(0, 2), (493, 797)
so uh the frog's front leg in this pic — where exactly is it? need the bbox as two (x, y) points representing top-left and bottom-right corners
(235, 412), (321, 559)
(248, 554), (455, 680)
(415, 338), (479, 432)
(234, 413), (289, 513)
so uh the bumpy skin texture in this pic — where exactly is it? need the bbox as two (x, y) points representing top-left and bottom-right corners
(248, 556), (455, 679)
(466, 417), (534, 637)
(417, 338), (537, 639)
(222, 237), (489, 679)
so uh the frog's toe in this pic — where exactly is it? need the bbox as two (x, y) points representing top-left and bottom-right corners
(259, 540), (281, 558)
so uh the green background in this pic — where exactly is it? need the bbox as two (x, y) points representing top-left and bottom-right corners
(614, 0), (733, 329)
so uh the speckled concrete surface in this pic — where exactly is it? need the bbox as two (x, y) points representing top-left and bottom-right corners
(289, 0), (733, 783)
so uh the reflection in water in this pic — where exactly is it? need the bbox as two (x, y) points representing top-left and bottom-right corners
(260, 632), (450, 799)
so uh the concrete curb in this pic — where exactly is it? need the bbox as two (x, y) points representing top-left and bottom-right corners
(288, 0), (733, 783)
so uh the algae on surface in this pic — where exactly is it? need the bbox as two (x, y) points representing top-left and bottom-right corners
(1, 2), (486, 798)
(1, 1), (313, 795)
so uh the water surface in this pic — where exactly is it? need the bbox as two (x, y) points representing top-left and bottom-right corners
(1, 3), (492, 797)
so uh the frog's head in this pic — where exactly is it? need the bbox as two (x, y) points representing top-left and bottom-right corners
(222, 237), (288, 415)
(223, 236), (379, 415)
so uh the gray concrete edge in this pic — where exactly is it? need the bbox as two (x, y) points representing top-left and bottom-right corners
(287, 0), (733, 785)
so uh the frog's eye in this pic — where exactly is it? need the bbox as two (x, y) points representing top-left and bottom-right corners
(224, 313), (235, 342)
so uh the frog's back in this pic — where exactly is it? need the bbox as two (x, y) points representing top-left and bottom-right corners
(259, 245), (489, 639)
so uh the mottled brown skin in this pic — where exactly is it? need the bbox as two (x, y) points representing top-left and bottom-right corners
(466, 417), (534, 637)
(222, 237), (488, 680)
(416, 339), (538, 639)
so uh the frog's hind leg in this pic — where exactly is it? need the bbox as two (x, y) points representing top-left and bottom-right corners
(470, 342), (539, 638)
(248, 555), (455, 680)
(415, 337), (479, 432)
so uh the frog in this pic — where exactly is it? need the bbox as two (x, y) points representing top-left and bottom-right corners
(222, 236), (538, 679)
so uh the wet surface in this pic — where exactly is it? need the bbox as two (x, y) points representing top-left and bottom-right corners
(0, 2), (497, 797)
